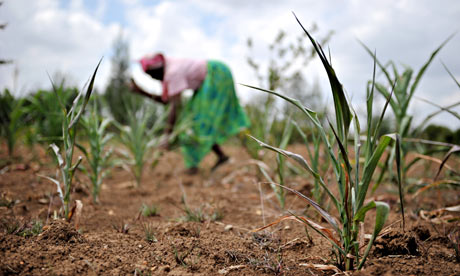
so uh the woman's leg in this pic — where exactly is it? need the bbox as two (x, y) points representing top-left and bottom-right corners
(211, 144), (229, 171)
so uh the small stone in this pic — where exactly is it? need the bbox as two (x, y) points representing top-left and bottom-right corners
(159, 265), (170, 272)
(218, 268), (228, 274)
(224, 225), (233, 231)
(138, 244), (143, 249)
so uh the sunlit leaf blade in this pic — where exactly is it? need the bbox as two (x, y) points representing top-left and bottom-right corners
(242, 84), (341, 181)
(412, 179), (460, 198)
(403, 137), (458, 148)
(251, 215), (342, 252)
(411, 153), (459, 177)
(257, 179), (341, 234)
(358, 39), (393, 85)
(69, 58), (103, 129)
(49, 143), (64, 167)
(37, 174), (64, 205)
(293, 12), (351, 140)
(442, 61), (460, 89)
(434, 145), (460, 181)
(408, 33), (455, 103)
(249, 134), (339, 210)
(417, 97), (460, 121)
(241, 84), (319, 126)
(415, 101), (460, 134)
(357, 201), (389, 269)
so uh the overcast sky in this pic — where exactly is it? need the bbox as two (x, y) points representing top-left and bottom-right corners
(1, 0), (459, 127)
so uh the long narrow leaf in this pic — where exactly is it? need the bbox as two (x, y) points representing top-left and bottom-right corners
(293, 12), (351, 140)
(375, 83), (399, 119)
(328, 119), (352, 172)
(38, 174), (64, 204)
(357, 135), (394, 209)
(69, 58), (103, 129)
(358, 40), (393, 85)
(357, 201), (389, 269)
(411, 153), (460, 176)
(249, 135), (340, 211)
(442, 61), (460, 89)
(372, 82), (396, 143)
(394, 134), (405, 230)
(242, 84), (341, 180)
(46, 72), (66, 114)
(251, 215), (344, 255)
(415, 101), (460, 134)
(259, 180), (341, 235)
(49, 143), (64, 167)
(407, 34), (455, 104)
(417, 97), (460, 120)
(413, 179), (460, 198)
(365, 50), (377, 156)
(434, 145), (460, 181)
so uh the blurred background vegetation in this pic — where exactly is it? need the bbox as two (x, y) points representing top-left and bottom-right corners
(1, 22), (459, 162)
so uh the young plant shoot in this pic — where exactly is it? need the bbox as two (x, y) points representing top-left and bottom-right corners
(39, 59), (102, 219)
(247, 14), (404, 270)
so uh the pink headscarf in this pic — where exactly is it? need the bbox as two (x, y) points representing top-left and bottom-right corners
(139, 53), (165, 72)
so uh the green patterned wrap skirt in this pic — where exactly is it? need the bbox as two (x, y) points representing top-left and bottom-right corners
(178, 60), (250, 168)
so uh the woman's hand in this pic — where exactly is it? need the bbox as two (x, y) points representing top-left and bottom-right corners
(158, 134), (170, 150)
(129, 78), (141, 93)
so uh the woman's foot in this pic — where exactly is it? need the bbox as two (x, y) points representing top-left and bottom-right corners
(185, 167), (199, 175)
(211, 155), (229, 172)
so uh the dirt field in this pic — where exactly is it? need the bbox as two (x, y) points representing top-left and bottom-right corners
(1, 143), (459, 275)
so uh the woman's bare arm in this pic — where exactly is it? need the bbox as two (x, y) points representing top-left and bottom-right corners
(129, 78), (165, 104)
(165, 94), (180, 134)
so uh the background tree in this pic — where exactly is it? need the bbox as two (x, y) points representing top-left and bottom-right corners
(0, 1), (12, 66)
(104, 31), (142, 125)
(244, 26), (333, 150)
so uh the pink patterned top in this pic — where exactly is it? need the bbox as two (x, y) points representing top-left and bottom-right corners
(162, 57), (207, 101)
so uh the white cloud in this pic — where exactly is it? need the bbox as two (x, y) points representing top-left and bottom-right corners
(0, 0), (459, 127)
(0, 0), (119, 92)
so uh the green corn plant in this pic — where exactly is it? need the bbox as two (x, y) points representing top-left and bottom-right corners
(25, 87), (79, 147)
(242, 98), (277, 160)
(114, 102), (168, 187)
(39, 60), (101, 219)
(258, 117), (294, 209)
(140, 203), (159, 217)
(359, 35), (454, 187)
(247, 14), (403, 270)
(293, 121), (328, 204)
(0, 89), (26, 157)
(115, 101), (191, 187)
(78, 101), (114, 203)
